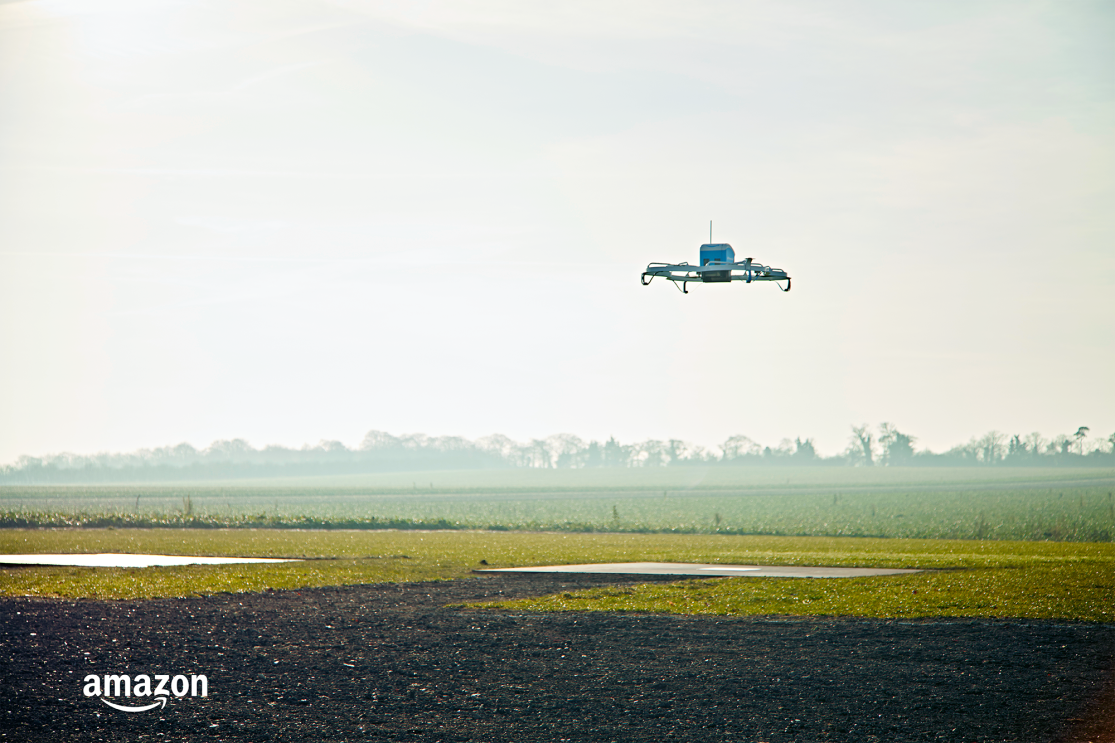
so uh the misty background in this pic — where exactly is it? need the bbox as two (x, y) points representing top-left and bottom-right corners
(3, 424), (1112, 484)
(1, 1), (1113, 465)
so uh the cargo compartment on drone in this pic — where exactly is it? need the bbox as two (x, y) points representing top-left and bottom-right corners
(699, 242), (735, 282)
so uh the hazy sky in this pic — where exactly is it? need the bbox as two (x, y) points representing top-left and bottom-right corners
(1, 0), (1113, 463)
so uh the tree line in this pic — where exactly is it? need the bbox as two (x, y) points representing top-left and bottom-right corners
(1, 425), (1112, 484)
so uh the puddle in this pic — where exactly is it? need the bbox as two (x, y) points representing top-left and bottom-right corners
(0, 553), (301, 568)
(478, 562), (920, 578)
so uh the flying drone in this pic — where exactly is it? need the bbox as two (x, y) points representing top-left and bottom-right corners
(640, 223), (791, 294)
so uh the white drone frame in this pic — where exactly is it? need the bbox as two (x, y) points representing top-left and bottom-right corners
(641, 257), (791, 294)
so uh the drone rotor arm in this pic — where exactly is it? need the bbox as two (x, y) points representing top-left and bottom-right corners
(641, 258), (790, 291)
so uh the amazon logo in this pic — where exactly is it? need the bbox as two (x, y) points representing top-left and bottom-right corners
(83, 673), (208, 712)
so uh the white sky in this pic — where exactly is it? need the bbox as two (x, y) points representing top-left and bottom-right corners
(1, 0), (1113, 463)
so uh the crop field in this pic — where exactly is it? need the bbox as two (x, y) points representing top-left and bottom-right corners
(2, 467), (1113, 542)
(1, 529), (1112, 622)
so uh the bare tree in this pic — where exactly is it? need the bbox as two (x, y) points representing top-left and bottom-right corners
(1024, 432), (1046, 458)
(721, 435), (761, 461)
(637, 440), (669, 467)
(526, 439), (553, 468)
(848, 425), (875, 466)
(773, 439), (795, 457)
(976, 431), (1006, 463)
(546, 434), (587, 468)
(666, 439), (688, 465)
(945, 438), (980, 462)
(1049, 434), (1072, 456)
(476, 434), (518, 461)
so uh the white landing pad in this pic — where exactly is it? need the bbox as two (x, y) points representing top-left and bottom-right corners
(477, 562), (919, 578)
(0, 553), (300, 568)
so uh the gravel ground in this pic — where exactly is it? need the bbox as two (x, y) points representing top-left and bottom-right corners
(1, 574), (1113, 743)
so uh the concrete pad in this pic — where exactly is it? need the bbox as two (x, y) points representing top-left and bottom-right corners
(0, 553), (300, 568)
(477, 562), (919, 578)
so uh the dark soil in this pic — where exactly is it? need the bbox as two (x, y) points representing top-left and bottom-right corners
(1, 574), (1112, 742)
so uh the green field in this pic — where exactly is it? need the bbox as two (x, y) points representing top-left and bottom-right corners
(1, 529), (1112, 622)
(2, 467), (1113, 542)
(471, 558), (1115, 622)
(3, 468), (1112, 620)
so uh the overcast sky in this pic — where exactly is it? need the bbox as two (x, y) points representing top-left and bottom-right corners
(1, 0), (1112, 463)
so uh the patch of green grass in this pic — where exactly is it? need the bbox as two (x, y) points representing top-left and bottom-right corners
(0, 559), (436, 601)
(473, 563), (1114, 622)
(466, 537), (1115, 623)
(3, 529), (1114, 619)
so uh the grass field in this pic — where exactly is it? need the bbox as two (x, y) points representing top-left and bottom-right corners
(3, 469), (1112, 620)
(2, 467), (1114, 541)
(1, 529), (1112, 622)
(471, 559), (1115, 623)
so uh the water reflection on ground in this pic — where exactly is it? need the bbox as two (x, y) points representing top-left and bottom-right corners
(0, 554), (299, 567)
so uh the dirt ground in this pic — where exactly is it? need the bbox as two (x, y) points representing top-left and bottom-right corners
(2, 573), (1113, 743)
